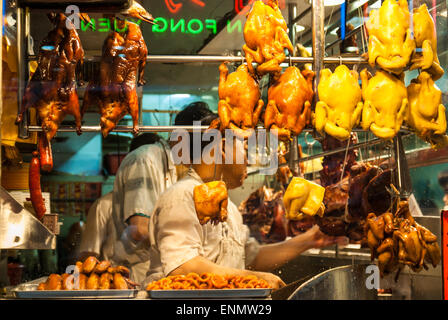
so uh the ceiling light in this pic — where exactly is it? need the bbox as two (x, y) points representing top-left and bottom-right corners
(324, 0), (345, 7)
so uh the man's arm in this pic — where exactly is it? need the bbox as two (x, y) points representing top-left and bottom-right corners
(169, 256), (286, 289)
(248, 225), (349, 272)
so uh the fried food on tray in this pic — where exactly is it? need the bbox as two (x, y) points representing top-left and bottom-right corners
(37, 257), (136, 290)
(146, 273), (270, 290)
(193, 181), (229, 225)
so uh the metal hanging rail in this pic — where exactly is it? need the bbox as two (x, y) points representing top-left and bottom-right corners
(27, 54), (368, 65)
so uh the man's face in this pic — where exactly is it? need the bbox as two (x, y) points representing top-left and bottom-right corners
(222, 138), (247, 189)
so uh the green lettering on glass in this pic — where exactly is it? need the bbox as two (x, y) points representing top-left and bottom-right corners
(227, 19), (241, 33)
(187, 19), (203, 34)
(153, 17), (168, 32)
(97, 18), (111, 32)
(171, 18), (185, 33)
(205, 19), (217, 34)
(81, 19), (96, 31)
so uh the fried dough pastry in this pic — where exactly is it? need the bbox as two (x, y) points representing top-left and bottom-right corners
(360, 69), (408, 139)
(406, 71), (448, 149)
(365, 0), (415, 74)
(243, 0), (293, 78)
(265, 66), (314, 141)
(315, 65), (363, 141)
(193, 181), (229, 225)
(217, 62), (263, 138)
(410, 4), (444, 80)
(283, 177), (325, 221)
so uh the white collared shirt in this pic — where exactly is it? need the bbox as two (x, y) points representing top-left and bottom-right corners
(145, 168), (260, 284)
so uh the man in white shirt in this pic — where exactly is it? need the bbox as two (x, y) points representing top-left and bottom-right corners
(79, 192), (114, 261)
(110, 102), (216, 285)
(147, 114), (348, 289)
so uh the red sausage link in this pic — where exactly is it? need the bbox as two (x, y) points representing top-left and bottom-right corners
(38, 133), (53, 172)
(29, 151), (46, 220)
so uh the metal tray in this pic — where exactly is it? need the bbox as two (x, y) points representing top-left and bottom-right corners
(147, 288), (272, 299)
(12, 284), (138, 299)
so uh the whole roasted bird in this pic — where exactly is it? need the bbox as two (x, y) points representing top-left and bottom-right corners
(82, 19), (148, 137)
(217, 62), (263, 138)
(193, 181), (229, 225)
(264, 66), (314, 141)
(17, 13), (85, 141)
(243, 0), (294, 78)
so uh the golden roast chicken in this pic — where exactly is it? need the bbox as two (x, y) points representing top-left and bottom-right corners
(410, 4), (444, 80)
(217, 62), (264, 138)
(264, 66), (314, 141)
(83, 20), (148, 137)
(315, 65), (363, 141)
(283, 177), (325, 221)
(243, 0), (294, 78)
(17, 13), (85, 142)
(365, 0), (415, 75)
(193, 181), (229, 225)
(406, 71), (448, 149)
(360, 69), (408, 140)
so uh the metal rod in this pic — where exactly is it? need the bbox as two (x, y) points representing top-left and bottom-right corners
(26, 125), (411, 133)
(29, 54), (367, 64)
(312, 0), (325, 99)
(17, 7), (29, 139)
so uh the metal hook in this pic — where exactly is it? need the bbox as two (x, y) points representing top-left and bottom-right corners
(339, 55), (343, 66)
(288, 56), (293, 67)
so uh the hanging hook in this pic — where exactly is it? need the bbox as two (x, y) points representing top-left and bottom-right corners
(289, 56), (293, 67)
(339, 55), (343, 66)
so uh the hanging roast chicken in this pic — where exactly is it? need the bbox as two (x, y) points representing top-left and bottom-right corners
(360, 69), (408, 140)
(82, 19), (148, 137)
(365, 0), (415, 75)
(410, 4), (444, 80)
(406, 71), (448, 149)
(16, 13), (85, 142)
(217, 62), (264, 138)
(264, 66), (314, 141)
(242, 0), (294, 78)
(315, 65), (363, 141)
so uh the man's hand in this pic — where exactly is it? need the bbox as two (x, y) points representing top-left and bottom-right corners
(253, 271), (286, 290)
(304, 225), (349, 249)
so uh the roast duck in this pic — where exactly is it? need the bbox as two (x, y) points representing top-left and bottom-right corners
(242, 0), (294, 79)
(365, 199), (440, 278)
(17, 13), (85, 141)
(193, 181), (229, 225)
(16, 13), (87, 220)
(264, 66), (315, 141)
(82, 18), (149, 137)
(216, 62), (264, 138)
(315, 65), (363, 141)
(38, 257), (138, 290)
(239, 186), (287, 243)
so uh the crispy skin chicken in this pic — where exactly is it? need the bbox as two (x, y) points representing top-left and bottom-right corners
(217, 62), (263, 138)
(265, 66), (314, 141)
(82, 256), (99, 274)
(99, 272), (113, 289)
(86, 273), (100, 290)
(406, 72), (448, 149)
(38, 274), (62, 290)
(361, 69), (408, 139)
(17, 13), (84, 141)
(315, 65), (363, 141)
(193, 181), (229, 225)
(243, 0), (293, 78)
(411, 4), (444, 80)
(366, 0), (415, 75)
(83, 20), (148, 137)
(283, 177), (325, 221)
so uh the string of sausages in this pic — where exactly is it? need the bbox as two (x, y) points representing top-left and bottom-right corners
(146, 273), (270, 290)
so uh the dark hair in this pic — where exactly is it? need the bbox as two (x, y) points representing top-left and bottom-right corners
(438, 170), (448, 191)
(174, 101), (214, 126)
(129, 133), (161, 152)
